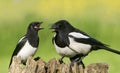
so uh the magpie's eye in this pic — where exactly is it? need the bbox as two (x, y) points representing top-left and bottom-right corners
(58, 24), (63, 28)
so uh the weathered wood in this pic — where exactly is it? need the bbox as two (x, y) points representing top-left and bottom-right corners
(8, 56), (23, 73)
(84, 63), (108, 73)
(8, 56), (109, 73)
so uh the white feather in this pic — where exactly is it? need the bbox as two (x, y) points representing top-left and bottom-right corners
(17, 41), (37, 62)
(54, 42), (76, 57)
(69, 32), (89, 38)
(54, 36), (91, 57)
(18, 36), (25, 43)
(69, 37), (91, 54)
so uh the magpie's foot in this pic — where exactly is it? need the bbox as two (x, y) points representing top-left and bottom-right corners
(59, 56), (64, 64)
(23, 62), (26, 65)
(70, 61), (85, 69)
(76, 61), (85, 68)
(34, 57), (40, 61)
(59, 59), (64, 64)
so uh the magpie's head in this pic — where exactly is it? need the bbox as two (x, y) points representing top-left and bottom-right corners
(28, 22), (43, 31)
(51, 20), (74, 33)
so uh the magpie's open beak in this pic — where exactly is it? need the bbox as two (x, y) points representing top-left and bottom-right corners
(50, 24), (57, 32)
(35, 22), (44, 30)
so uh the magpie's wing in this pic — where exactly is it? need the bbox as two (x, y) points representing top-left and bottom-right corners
(75, 37), (105, 46)
(12, 36), (28, 57)
(9, 36), (27, 67)
(68, 32), (106, 48)
(69, 33), (120, 54)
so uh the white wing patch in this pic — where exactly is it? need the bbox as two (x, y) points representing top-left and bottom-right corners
(68, 32), (91, 54)
(18, 36), (25, 43)
(69, 32), (89, 38)
(17, 40), (37, 62)
(69, 37), (91, 55)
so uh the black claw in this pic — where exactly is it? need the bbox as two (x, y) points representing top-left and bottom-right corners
(34, 57), (40, 61)
(59, 59), (63, 64)
(22, 60), (26, 65)
(23, 62), (26, 65)
(70, 55), (85, 68)
(70, 61), (85, 68)
(59, 56), (64, 64)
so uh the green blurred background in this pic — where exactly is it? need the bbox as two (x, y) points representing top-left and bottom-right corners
(0, 0), (120, 73)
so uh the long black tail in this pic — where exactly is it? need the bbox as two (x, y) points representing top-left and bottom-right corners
(102, 46), (120, 55)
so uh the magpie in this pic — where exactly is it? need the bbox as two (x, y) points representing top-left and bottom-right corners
(9, 22), (43, 67)
(51, 20), (120, 68)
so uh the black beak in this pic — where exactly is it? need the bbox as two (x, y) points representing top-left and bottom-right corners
(50, 24), (57, 29)
(50, 24), (57, 32)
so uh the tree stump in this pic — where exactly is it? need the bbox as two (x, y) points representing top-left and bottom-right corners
(8, 56), (109, 73)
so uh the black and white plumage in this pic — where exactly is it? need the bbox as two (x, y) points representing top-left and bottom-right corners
(51, 20), (120, 67)
(9, 22), (43, 67)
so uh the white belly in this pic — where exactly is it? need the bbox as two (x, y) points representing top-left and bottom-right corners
(54, 43), (76, 57)
(17, 41), (37, 62)
(54, 37), (91, 57)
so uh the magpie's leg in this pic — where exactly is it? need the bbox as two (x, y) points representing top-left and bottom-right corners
(70, 54), (85, 68)
(77, 59), (85, 68)
(70, 57), (79, 66)
(22, 60), (26, 65)
(59, 56), (64, 64)
(70, 57), (85, 68)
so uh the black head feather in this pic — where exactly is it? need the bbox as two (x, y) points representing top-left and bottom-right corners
(51, 20), (75, 33)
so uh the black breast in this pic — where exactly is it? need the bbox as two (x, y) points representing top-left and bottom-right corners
(28, 36), (39, 48)
(54, 34), (69, 48)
